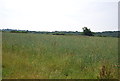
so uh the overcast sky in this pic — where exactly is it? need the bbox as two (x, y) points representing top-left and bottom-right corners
(0, 0), (119, 32)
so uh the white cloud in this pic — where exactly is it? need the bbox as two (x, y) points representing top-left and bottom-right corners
(0, 0), (118, 31)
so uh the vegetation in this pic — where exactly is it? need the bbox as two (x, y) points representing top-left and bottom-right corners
(82, 27), (94, 36)
(94, 31), (120, 37)
(11, 30), (28, 33)
(1, 29), (120, 37)
(2, 32), (118, 79)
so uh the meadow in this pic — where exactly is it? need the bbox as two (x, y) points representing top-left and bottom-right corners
(2, 32), (118, 79)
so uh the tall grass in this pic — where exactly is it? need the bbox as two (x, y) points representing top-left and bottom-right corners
(0, 31), (2, 80)
(2, 33), (118, 79)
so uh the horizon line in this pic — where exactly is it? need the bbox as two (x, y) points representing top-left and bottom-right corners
(0, 28), (119, 32)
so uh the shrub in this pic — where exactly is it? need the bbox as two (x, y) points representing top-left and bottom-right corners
(82, 27), (94, 36)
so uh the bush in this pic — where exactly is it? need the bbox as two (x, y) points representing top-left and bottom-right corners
(82, 27), (94, 36)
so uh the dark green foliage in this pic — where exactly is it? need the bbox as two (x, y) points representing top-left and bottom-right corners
(95, 31), (120, 38)
(53, 33), (65, 35)
(11, 30), (28, 33)
(1, 28), (119, 37)
(82, 27), (94, 36)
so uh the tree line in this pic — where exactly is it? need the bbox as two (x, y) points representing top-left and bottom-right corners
(1, 27), (119, 37)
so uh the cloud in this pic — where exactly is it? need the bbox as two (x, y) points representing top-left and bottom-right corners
(0, 0), (118, 31)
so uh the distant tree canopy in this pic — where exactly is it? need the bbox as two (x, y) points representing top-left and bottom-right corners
(11, 30), (28, 33)
(82, 27), (94, 36)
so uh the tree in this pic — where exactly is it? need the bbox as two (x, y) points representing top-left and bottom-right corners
(82, 27), (94, 36)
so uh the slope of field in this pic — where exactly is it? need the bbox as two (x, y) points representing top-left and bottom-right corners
(2, 33), (118, 79)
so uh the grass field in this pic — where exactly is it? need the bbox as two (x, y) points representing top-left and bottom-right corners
(2, 32), (118, 79)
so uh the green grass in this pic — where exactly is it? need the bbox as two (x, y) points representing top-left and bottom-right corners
(2, 32), (118, 79)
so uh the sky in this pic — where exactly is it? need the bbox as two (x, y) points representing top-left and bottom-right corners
(0, 0), (119, 32)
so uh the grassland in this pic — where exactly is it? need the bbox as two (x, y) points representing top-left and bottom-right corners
(2, 32), (118, 79)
